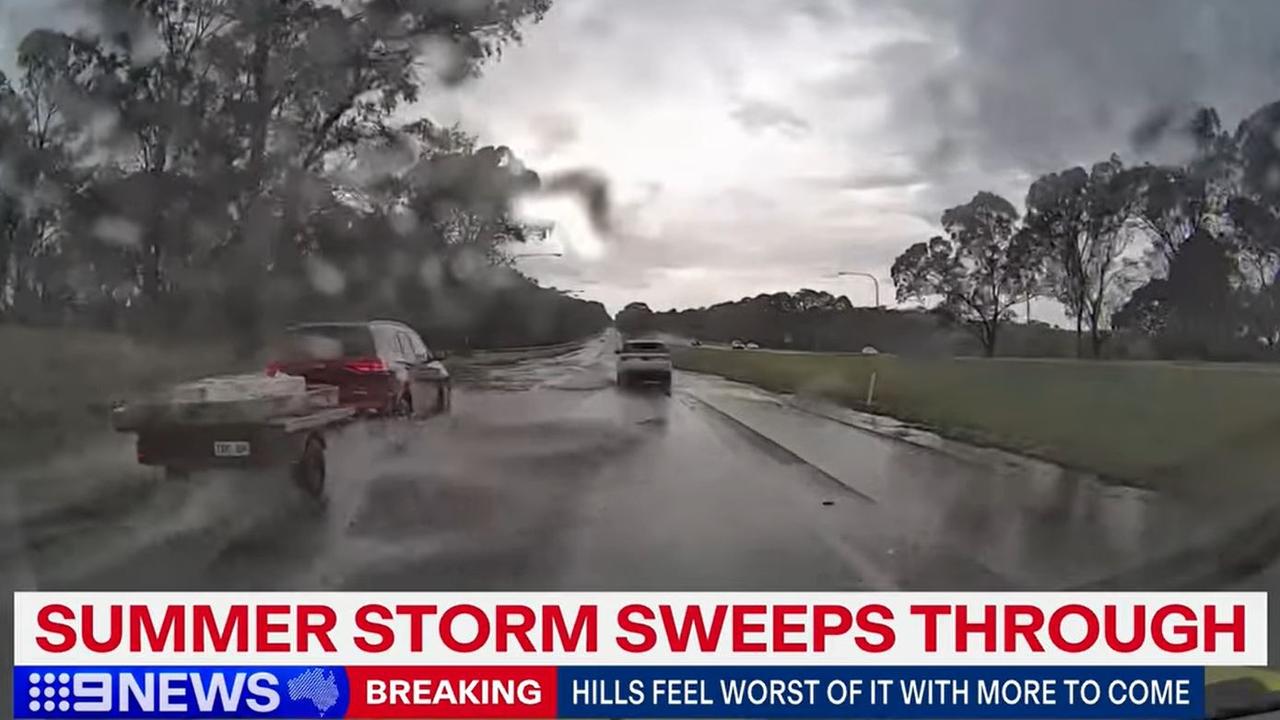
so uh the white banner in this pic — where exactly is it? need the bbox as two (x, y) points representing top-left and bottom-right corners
(13, 591), (1267, 666)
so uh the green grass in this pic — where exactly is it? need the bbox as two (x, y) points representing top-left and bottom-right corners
(674, 347), (1280, 497)
(0, 326), (236, 466)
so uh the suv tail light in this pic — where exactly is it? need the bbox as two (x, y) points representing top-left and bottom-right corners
(345, 357), (388, 374)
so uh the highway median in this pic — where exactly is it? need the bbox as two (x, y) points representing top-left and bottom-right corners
(672, 347), (1280, 500)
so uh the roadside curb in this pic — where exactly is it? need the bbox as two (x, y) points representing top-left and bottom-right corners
(684, 369), (1068, 479)
(786, 396), (999, 469)
(683, 390), (877, 504)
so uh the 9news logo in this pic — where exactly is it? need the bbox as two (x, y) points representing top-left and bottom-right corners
(22, 671), (75, 714)
(14, 666), (347, 719)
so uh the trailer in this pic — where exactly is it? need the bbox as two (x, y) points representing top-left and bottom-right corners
(111, 374), (355, 499)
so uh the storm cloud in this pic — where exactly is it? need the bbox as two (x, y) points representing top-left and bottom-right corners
(428, 0), (1280, 312)
(882, 1), (1280, 171)
(731, 99), (812, 136)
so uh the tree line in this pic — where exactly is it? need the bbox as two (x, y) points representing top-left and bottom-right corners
(892, 103), (1280, 359)
(0, 0), (608, 352)
(620, 292), (1120, 358)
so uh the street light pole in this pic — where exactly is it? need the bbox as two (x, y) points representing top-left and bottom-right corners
(832, 271), (881, 308)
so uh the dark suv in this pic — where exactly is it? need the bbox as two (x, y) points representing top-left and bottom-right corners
(267, 321), (451, 416)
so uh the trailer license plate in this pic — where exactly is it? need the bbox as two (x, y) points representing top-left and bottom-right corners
(213, 441), (250, 458)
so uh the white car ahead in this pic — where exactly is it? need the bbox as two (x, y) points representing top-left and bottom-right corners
(616, 340), (672, 392)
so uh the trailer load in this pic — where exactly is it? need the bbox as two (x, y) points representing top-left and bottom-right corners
(111, 373), (355, 499)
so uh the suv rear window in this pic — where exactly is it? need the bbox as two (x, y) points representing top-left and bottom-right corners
(279, 325), (377, 359)
(623, 341), (668, 353)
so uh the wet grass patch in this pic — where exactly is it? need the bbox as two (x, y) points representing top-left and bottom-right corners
(0, 326), (234, 466)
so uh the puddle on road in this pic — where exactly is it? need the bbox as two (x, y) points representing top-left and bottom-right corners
(8, 336), (670, 591)
(831, 423), (1208, 588)
(349, 474), (497, 539)
(451, 340), (615, 393)
(26, 466), (318, 589)
(544, 373), (614, 391)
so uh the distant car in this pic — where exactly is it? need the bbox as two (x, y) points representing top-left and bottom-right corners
(861, 346), (880, 355)
(616, 340), (672, 392)
(267, 320), (451, 417)
(690, 338), (702, 347)
(746, 342), (760, 350)
(731, 340), (746, 350)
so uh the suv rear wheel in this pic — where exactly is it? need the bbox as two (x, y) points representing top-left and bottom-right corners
(388, 391), (412, 417)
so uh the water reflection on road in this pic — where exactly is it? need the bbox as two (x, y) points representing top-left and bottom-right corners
(1, 333), (1260, 595)
(668, 368), (1236, 591)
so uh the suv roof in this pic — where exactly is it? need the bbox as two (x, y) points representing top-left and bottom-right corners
(278, 323), (377, 358)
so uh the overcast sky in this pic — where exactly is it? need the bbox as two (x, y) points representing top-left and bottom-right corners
(6, 0), (1280, 314)
(426, 0), (1280, 314)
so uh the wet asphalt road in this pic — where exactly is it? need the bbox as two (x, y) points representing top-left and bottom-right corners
(2, 334), (886, 591)
(8, 333), (1280, 711)
(0, 332), (1253, 595)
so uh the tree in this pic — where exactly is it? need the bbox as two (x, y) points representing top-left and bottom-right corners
(1124, 164), (1202, 270)
(1112, 278), (1170, 339)
(1078, 156), (1140, 357)
(1115, 231), (1239, 358)
(0, 32), (97, 322)
(891, 192), (1038, 356)
(1165, 231), (1237, 346)
(1106, 107), (1253, 358)
(1122, 107), (1237, 277)
(0, 72), (28, 314)
(1024, 156), (1136, 357)
(1223, 100), (1280, 348)
(2, 0), (552, 334)
(0, 0), (612, 352)
(1024, 166), (1089, 354)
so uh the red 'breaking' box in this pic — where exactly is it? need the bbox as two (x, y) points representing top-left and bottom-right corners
(344, 666), (559, 718)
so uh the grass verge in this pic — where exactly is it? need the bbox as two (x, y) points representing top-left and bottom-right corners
(673, 347), (1280, 497)
(0, 326), (235, 467)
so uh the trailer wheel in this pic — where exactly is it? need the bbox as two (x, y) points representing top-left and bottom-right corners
(393, 391), (412, 418)
(293, 436), (326, 500)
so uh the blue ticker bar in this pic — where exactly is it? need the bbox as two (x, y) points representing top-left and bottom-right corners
(556, 665), (1206, 719)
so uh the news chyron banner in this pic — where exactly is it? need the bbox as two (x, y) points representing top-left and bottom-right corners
(13, 592), (1267, 719)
